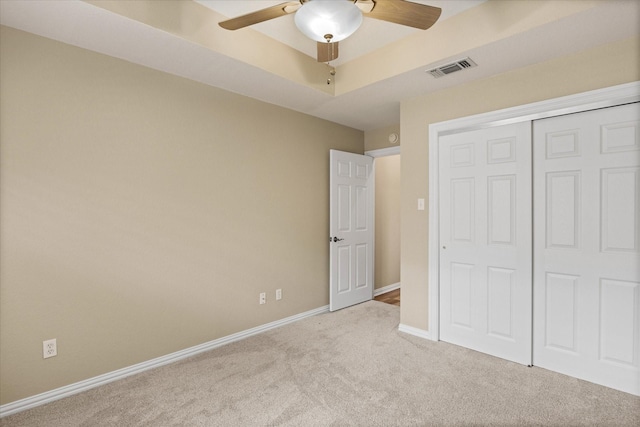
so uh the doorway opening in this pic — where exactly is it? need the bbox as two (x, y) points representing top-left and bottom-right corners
(369, 149), (401, 306)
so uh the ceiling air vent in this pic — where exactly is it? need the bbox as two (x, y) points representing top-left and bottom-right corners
(427, 58), (477, 78)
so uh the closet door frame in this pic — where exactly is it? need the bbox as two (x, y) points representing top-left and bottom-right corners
(427, 81), (640, 342)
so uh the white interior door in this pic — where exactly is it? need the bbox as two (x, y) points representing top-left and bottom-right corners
(330, 150), (374, 311)
(439, 122), (532, 365)
(533, 103), (640, 395)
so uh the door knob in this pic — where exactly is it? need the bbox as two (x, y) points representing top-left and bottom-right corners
(332, 236), (345, 242)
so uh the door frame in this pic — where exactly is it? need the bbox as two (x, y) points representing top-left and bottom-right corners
(365, 146), (402, 297)
(427, 81), (640, 342)
(365, 146), (401, 158)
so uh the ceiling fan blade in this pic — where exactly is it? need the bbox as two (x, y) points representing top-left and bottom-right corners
(317, 41), (339, 63)
(367, 0), (442, 30)
(219, 2), (301, 30)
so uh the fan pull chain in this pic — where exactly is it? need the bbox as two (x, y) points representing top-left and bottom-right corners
(325, 34), (335, 85)
(327, 67), (336, 85)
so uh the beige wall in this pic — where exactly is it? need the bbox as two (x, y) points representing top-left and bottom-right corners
(374, 155), (401, 290)
(0, 26), (363, 404)
(399, 36), (640, 330)
(364, 124), (400, 152)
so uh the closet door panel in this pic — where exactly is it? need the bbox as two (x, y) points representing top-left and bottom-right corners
(439, 122), (532, 365)
(533, 102), (640, 396)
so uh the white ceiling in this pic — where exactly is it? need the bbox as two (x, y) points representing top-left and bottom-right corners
(196, 1), (485, 65)
(1, 0), (638, 131)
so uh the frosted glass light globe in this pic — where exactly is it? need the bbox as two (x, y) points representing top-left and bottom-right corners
(294, 0), (363, 42)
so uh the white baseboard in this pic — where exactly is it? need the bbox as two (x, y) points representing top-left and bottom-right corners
(0, 305), (330, 418)
(398, 323), (434, 341)
(373, 282), (401, 297)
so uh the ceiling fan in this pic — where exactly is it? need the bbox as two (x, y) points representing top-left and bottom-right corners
(218, 0), (442, 63)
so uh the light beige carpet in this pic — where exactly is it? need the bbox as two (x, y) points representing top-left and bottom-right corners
(2, 301), (639, 426)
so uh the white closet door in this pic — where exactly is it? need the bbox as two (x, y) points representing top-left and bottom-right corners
(533, 103), (640, 396)
(439, 122), (532, 365)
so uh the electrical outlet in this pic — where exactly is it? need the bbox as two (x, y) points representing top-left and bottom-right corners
(43, 339), (57, 359)
(275, 289), (282, 300)
(259, 292), (266, 305)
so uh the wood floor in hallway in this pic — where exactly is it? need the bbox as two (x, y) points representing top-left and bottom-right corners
(373, 289), (400, 306)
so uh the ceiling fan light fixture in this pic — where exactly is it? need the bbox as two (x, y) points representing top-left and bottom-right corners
(294, 0), (363, 43)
